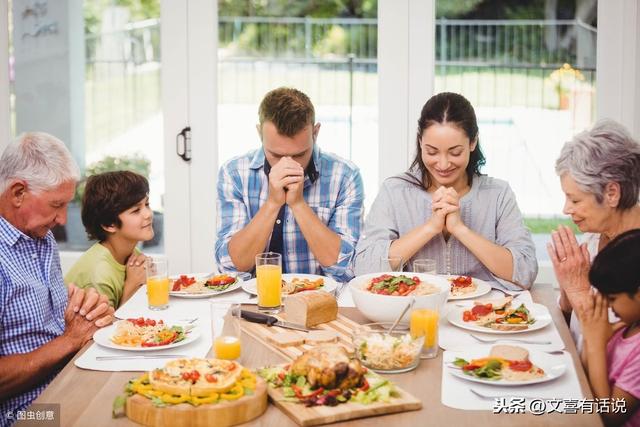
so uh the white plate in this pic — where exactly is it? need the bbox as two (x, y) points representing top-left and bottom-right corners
(446, 302), (552, 334)
(242, 273), (337, 296)
(93, 322), (200, 351)
(445, 346), (566, 386)
(445, 275), (492, 300)
(169, 273), (243, 299)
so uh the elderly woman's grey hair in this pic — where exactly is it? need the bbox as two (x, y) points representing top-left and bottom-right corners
(555, 119), (640, 210)
(0, 132), (81, 195)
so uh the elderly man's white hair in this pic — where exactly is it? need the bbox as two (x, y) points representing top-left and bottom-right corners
(0, 132), (81, 195)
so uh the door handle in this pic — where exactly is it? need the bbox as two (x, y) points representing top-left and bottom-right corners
(176, 126), (191, 162)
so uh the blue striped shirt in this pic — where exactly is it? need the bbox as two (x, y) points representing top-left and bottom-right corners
(215, 145), (364, 282)
(0, 216), (67, 422)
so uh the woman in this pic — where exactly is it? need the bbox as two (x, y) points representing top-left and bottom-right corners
(547, 119), (640, 350)
(354, 92), (537, 290)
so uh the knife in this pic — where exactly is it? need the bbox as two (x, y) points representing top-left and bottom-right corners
(240, 310), (310, 332)
(96, 354), (188, 361)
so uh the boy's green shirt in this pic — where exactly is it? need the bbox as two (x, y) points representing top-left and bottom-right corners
(65, 242), (139, 308)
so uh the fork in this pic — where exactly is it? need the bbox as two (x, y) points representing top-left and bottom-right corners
(491, 287), (525, 297)
(334, 282), (348, 300)
(469, 333), (551, 345)
(470, 388), (557, 401)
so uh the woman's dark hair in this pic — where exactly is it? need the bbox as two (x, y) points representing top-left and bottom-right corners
(81, 171), (149, 241)
(405, 92), (486, 190)
(589, 228), (640, 296)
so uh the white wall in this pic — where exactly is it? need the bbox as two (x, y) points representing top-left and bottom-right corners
(378, 0), (436, 184)
(596, 0), (640, 138)
(0, 1), (10, 152)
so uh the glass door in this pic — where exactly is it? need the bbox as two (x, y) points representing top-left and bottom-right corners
(5, 0), (179, 272)
(9, 0), (164, 253)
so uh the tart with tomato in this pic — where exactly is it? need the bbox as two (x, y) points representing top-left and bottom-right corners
(115, 358), (267, 420)
(150, 358), (244, 396)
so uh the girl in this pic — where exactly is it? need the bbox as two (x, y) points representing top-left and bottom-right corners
(579, 228), (640, 426)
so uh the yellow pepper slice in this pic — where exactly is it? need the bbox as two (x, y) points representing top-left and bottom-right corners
(190, 394), (219, 405)
(220, 384), (244, 400)
(506, 317), (523, 323)
(134, 383), (153, 392)
(146, 389), (164, 397)
(161, 394), (190, 404)
(241, 378), (256, 389)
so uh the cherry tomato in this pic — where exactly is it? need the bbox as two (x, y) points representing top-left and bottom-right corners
(508, 360), (533, 372)
(471, 304), (493, 316)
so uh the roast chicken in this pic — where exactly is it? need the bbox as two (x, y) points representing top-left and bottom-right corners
(290, 344), (366, 390)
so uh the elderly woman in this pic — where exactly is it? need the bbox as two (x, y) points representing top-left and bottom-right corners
(547, 119), (640, 350)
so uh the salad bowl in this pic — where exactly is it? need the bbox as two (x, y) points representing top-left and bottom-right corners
(349, 272), (449, 324)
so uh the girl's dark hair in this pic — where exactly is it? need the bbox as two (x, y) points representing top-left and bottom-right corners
(81, 171), (149, 241)
(405, 92), (486, 189)
(589, 228), (640, 296)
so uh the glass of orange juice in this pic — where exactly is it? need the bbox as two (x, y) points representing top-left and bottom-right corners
(410, 308), (439, 359)
(255, 252), (282, 314)
(146, 258), (169, 310)
(210, 302), (241, 360)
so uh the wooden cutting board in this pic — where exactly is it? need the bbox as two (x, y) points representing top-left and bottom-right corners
(125, 377), (268, 427)
(265, 377), (422, 427)
(240, 313), (360, 360)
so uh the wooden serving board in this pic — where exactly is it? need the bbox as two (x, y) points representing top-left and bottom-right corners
(240, 314), (361, 361)
(125, 377), (268, 427)
(265, 377), (422, 427)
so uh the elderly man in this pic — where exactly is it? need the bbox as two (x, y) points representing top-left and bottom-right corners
(215, 87), (364, 282)
(0, 132), (114, 423)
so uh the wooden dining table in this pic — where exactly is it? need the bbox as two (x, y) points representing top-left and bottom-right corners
(33, 283), (603, 427)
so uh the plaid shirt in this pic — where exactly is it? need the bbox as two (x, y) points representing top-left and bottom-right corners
(0, 216), (67, 422)
(215, 145), (364, 282)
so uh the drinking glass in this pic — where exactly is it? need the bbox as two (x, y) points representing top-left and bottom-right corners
(210, 302), (241, 360)
(413, 259), (437, 274)
(146, 258), (169, 310)
(410, 308), (439, 359)
(255, 252), (282, 314)
(381, 256), (404, 272)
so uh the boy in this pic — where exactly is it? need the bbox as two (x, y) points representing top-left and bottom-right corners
(65, 171), (154, 307)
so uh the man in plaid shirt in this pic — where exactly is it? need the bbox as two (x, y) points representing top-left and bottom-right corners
(216, 87), (364, 282)
(0, 133), (114, 425)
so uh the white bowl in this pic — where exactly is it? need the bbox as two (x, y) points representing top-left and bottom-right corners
(349, 272), (450, 324)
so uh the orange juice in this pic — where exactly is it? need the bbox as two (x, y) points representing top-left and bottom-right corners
(256, 264), (282, 308)
(214, 336), (241, 360)
(410, 308), (439, 348)
(147, 276), (169, 308)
